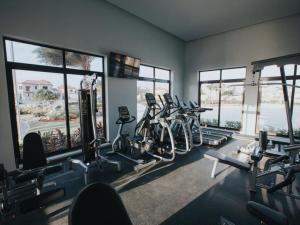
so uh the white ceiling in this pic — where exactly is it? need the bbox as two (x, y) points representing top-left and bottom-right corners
(106, 0), (300, 41)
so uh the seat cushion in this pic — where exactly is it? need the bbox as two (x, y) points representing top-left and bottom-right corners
(205, 150), (250, 171)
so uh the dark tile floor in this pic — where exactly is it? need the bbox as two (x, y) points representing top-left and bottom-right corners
(3, 138), (300, 225)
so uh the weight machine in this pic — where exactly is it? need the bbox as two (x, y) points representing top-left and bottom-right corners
(250, 53), (300, 198)
(69, 74), (120, 184)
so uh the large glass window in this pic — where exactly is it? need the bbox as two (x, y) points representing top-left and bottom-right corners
(14, 70), (67, 154)
(5, 40), (63, 67)
(137, 80), (154, 121)
(137, 65), (171, 121)
(257, 65), (300, 137)
(220, 82), (244, 129)
(200, 83), (220, 126)
(199, 67), (246, 130)
(4, 38), (105, 164)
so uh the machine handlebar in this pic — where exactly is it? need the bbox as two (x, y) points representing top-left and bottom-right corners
(116, 116), (136, 124)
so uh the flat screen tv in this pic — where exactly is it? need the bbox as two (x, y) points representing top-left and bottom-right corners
(109, 52), (141, 79)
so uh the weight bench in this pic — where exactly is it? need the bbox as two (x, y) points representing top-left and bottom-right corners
(204, 150), (251, 178)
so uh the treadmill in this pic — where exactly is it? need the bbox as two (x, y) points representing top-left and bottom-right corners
(202, 127), (233, 139)
(188, 101), (228, 146)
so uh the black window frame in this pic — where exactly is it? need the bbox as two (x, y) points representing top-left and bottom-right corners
(138, 64), (171, 91)
(138, 64), (171, 97)
(198, 66), (246, 131)
(3, 37), (106, 167)
(255, 65), (299, 136)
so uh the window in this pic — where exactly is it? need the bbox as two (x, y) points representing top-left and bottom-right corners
(137, 65), (171, 121)
(199, 67), (246, 130)
(4, 38), (105, 165)
(256, 64), (300, 137)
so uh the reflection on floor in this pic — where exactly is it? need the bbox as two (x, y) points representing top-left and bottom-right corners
(3, 137), (300, 225)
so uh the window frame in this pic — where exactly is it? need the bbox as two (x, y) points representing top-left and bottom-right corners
(138, 64), (171, 97)
(255, 65), (299, 136)
(138, 64), (171, 88)
(198, 66), (246, 131)
(3, 37), (106, 167)
(136, 64), (171, 121)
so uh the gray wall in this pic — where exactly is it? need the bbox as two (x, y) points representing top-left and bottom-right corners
(184, 14), (300, 135)
(0, 0), (184, 170)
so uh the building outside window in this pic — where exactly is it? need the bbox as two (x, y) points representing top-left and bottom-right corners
(199, 67), (246, 130)
(4, 38), (106, 165)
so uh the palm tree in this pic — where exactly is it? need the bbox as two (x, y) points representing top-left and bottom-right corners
(35, 48), (96, 91)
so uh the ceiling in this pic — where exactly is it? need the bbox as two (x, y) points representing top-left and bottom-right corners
(106, 0), (300, 41)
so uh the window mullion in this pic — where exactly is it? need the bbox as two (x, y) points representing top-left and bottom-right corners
(153, 66), (156, 95)
(62, 50), (71, 150)
(218, 70), (222, 127)
(291, 65), (297, 116)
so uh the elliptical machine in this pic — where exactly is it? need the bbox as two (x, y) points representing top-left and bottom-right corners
(134, 93), (176, 161)
(108, 106), (157, 171)
(160, 93), (193, 154)
(69, 74), (121, 184)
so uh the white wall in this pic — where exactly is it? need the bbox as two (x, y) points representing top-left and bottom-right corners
(184, 14), (300, 135)
(0, 0), (184, 170)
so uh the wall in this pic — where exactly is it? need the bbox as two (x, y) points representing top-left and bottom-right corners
(184, 14), (300, 135)
(0, 0), (185, 171)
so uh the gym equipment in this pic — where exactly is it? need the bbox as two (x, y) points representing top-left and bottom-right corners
(249, 54), (300, 198)
(247, 201), (288, 225)
(134, 93), (176, 162)
(204, 150), (251, 178)
(69, 74), (120, 184)
(190, 101), (233, 141)
(0, 133), (65, 219)
(189, 101), (231, 145)
(69, 182), (133, 225)
(237, 141), (257, 155)
(252, 54), (300, 147)
(202, 127), (233, 139)
(254, 135), (300, 152)
(251, 142), (300, 198)
(107, 106), (156, 171)
(160, 93), (194, 154)
(177, 98), (204, 148)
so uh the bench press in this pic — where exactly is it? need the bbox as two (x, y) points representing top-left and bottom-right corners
(204, 150), (251, 178)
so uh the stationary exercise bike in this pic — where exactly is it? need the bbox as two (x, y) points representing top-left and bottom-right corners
(108, 106), (156, 171)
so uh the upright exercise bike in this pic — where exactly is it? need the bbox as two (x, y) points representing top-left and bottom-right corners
(108, 106), (157, 171)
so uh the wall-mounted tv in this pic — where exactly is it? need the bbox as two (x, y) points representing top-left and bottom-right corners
(109, 52), (141, 79)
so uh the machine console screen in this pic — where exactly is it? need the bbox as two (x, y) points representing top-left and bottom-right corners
(145, 93), (157, 107)
(118, 106), (130, 120)
(163, 93), (173, 105)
